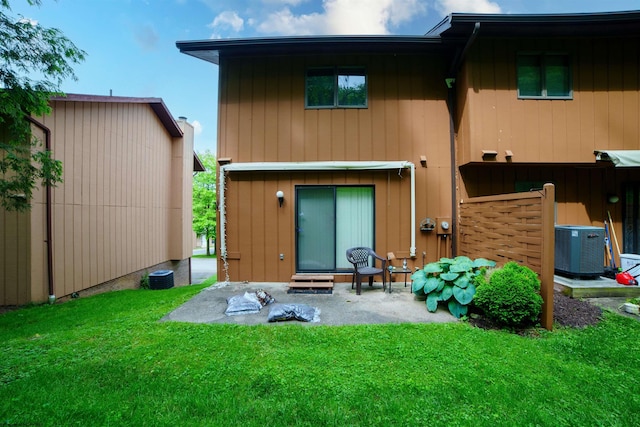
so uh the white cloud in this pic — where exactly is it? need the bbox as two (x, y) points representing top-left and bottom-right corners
(256, 0), (426, 35)
(257, 8), (323, 35)
(208, 11), (244, 37)
(192, 120), (203, 136)
(435, 0), (502, 15)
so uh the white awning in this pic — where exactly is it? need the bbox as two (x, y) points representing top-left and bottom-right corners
(595, 150), (640, 167)
(221, 160), (413, 171)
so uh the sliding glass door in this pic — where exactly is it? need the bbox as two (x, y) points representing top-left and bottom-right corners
(296, 186), (374, 272)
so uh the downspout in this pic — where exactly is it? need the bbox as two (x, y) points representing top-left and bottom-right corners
(446, 87), (458, 256)
(409, 162), (416, 257)
(25, 116), (55, 303)
(446, 21), (480, 257)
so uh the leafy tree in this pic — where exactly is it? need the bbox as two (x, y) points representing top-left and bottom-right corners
(0, 0), (85, 211)
(193, 151), (217, 256)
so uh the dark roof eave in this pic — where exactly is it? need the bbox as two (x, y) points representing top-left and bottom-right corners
(193, 153), (206, 172)
(50, 94), (183, 138)
(177, 35), (446, 65)
(449, 10), (640, 25)
(431, 10), (640, 38)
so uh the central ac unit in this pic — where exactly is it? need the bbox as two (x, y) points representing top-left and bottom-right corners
(554, 225), (604, 278)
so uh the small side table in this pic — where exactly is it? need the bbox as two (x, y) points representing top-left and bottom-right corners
(387, 267), (412, 293)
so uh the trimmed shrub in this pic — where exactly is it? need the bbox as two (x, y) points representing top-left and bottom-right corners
(473, 262), (543, 327)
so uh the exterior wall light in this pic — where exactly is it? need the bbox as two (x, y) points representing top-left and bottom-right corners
(276, 190), (284, 207)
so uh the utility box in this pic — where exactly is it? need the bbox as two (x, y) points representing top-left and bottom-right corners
(149, 270), (174, 290)
(436, 217), (452, 235)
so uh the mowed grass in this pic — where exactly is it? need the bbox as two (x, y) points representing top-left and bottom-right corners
(1, 283), (640, 427)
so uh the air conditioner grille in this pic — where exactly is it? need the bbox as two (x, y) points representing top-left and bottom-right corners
(554, 225), (604, 278)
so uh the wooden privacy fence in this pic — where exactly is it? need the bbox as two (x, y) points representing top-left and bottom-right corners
(458, 183), (555, 330)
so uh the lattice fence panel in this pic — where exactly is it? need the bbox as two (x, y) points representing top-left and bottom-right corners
(458, 184), (555, 330)
(459, 193), (544, 274)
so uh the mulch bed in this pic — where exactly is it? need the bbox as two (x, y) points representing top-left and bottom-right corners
(468, 291), (603, 333)
(552, 291), (603, 328)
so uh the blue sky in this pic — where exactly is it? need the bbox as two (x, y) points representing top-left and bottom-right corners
(10, 0), (640, 154)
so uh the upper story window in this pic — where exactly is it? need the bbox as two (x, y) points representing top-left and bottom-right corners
(517, 53), (572, 99)
(305, 67), (367, 108)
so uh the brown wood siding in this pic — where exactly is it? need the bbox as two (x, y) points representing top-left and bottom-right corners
(216, 53), (454, 281)
(457, 36), (640, 165)
(0, 209), (31, 305)
(16, 101), (189, 302)
(0, 120), (35, 305)
(219, 54), (450, 164)
(460, 163), (640, 262)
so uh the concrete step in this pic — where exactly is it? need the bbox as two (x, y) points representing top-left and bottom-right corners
(288, 275), (334, 290)
(554, 274), (640, 298)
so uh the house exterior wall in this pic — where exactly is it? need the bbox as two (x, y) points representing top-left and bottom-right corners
(455, 35), (640, 252)
(170, 119), (195, 261)
(456, 36), (640, 165)
(0, 99), (193, 305)
(217, 53), (454, 281)
(177, 13), (640, 284)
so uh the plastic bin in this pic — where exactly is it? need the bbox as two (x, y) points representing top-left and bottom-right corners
(620, 254), (640, 277)
(149, 270), (174, 290)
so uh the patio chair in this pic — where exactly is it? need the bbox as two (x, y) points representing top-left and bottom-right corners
(346, 247), (387, 295)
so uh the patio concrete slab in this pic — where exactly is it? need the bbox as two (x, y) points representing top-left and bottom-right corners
(161, 281), (457, 326)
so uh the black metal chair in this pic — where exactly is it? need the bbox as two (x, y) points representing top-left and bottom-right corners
(346, 247), (387, 295)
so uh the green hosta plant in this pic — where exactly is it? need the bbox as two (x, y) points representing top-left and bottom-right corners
(411, 256), (496, 318)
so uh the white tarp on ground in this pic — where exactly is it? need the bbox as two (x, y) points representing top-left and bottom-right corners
(595, 150), (640, 167)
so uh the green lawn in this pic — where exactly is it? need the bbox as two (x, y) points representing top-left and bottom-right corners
(1, 284), (639, 426)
